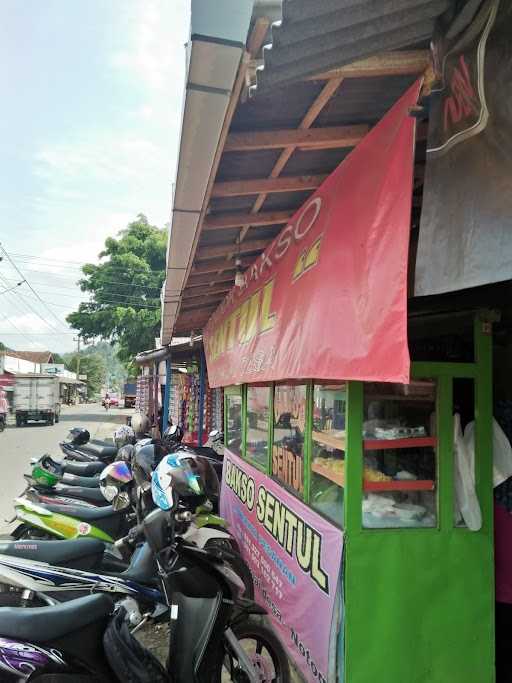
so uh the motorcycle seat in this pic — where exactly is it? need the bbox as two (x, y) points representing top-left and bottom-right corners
(0, 593), (113, 641)
(54, 484), (107, 505)
(61, 473), (101, 488)
(63, 460), (106, 477)
(42, 502), (122, 522)
(80, 442), (117, 458)
(0, 538), (105, 570)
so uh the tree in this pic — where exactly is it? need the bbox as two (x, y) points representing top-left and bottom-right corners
(65, 353), (107, 398)
(66, 215), (167, 364)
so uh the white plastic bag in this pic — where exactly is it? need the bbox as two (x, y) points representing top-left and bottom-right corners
(454, 413), (482, 531)
(464, 418), (512, 488)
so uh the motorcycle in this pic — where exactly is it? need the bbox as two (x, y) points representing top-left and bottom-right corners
(11, 496), (131, 543)
(60, 439), (117, 463)
(31, 454), (106, 477)
(0, 506), (289, 682)
(0, 502), (253, 615)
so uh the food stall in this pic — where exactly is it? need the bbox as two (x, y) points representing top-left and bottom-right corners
(201, 86), (494, 683)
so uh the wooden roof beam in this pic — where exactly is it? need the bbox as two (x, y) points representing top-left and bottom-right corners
(197, 239), (269, 261)
(212, 174), (326, 198)
(182, 287), (231, 301)
(224, 124), (369, 152)
(174, 308), (217, 333)
(309, 50), (430, 81)
(181, 296), (226, 312)
(203, 210), (293, 231)
(186, 272), (235, 287)
(191, 256), (252, 275)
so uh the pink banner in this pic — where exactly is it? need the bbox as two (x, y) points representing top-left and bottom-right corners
(221, 450), (343, 683)
(204, 80), (422, 388)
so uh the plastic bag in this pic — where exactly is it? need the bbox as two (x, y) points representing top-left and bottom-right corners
(454, 413), (482, 531)
(464, 418), (512, 488)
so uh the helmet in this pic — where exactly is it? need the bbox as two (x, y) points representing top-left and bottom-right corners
(66, 427), (90, 445)
(208, 429), (223, 443)
(116, 443), (135, 464)
(133, 442), (166, 490)
(32, 464), (59, 487)
(162, 424), (184, 448)
(99, 462), (133, 510)
(113, 425), (135, 449)
(131, 413), (151, 436)
(151, 453), (206, 511)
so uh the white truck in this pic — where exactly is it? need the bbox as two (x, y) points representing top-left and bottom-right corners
(14, 375), (61, 427)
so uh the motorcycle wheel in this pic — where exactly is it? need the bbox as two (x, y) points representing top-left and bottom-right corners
(204, 539), (254, 600)
(220, 616), (291, 683)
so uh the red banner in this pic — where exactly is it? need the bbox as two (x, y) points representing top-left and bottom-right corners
(204, 81), (421, 388)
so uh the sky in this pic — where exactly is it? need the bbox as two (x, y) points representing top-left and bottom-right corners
(0, 0), (190, 352)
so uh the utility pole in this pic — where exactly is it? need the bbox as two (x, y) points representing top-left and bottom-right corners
(73, 336), (81, 381)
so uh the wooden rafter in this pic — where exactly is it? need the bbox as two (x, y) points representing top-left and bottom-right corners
(186, 271), (236, 287)
(224, 124), (369, 152)
(182, 287), (230, 301)
(174, 307), (218, 332)
(197, 239), (270, 261)
(203, 210), (293, 231)
(211, 174), (327, 198)
(191, 255), (253, 275)
(309, 50), (430, 81)
(181, 296), (225, 312)
(234, 76), (344, 246)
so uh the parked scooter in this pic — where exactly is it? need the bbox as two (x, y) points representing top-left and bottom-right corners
(31, 453), (106, 478)
(59, 427), (118, 463)
(0, 484), (289, 681)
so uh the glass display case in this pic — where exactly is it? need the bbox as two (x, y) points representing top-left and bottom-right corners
(272, 384), (307, 497)
(246, 385), (270, 470)
(310, 383), (346, 526)
(362, 380), (437, 528)
(226, 391), (242, 456)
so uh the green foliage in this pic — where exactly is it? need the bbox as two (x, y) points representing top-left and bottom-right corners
(66, 215), (167, 364)
(50, 352), (65, 364)
(0, 341), (6, 351)
(64, 353), (107, 397)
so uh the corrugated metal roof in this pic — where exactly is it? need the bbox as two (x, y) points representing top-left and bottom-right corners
(255, 0), (456, 89)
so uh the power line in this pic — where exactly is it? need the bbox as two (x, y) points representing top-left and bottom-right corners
(1, 276), (161, 304)
(10, 253), (169, 276)
(0, 308), (44, 347)
(13, 268), (163, 292)
(0, 271), (68, 334)
(0, 244), (69, 333)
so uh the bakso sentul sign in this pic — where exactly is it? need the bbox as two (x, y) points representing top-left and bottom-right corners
(204, 80), (422, 387)
(221, 452), (343, 683)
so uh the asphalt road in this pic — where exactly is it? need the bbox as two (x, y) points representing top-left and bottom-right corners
(0, 403), (131, 532)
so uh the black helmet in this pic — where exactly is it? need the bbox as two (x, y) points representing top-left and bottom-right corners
(133, 443), (166, 490)
(67, 427), (90, 446)
(162, 424), (184, 448)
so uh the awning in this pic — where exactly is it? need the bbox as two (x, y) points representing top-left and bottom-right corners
(203, 81), (421, 387)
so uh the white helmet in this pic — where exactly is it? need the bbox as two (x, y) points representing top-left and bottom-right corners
(113, 425), (135, 449)
(131, 413), (151, 436)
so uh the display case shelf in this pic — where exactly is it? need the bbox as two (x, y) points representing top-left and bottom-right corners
(312, 430), (346, 451)
(364, 480), (435, 492)
(312, 463), (435, 493)
(363, 436), (437, 451)
(311, 462), (344, 487)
